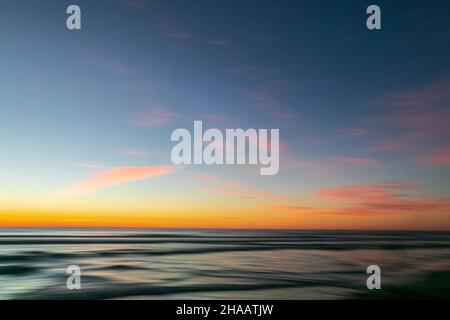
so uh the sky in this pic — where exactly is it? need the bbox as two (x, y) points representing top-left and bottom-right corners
(0, 0), (449, 230)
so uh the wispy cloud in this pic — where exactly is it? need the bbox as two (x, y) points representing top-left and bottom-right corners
(375, 76), (450, 109)
(58, 165), (176, 197)
(425, 147), (450, 166)
(314, 181), (449, 216)
(317, 181), (421, 201)
(267, 181), (448, 219)
(366, 76), (450, 154)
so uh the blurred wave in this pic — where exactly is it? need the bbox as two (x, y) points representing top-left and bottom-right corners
(0, 229), (449, 299)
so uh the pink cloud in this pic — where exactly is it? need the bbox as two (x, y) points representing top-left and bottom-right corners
(426, 148), (450, 166)
(317, 181), (421, 202)
(267, 197), (450, 217)
(58, 165), (176, 196)
(318, 184), (392, 201)
(371, 108), (450, 139)
(266, 181), (448, 219)
(130, 106), (179, 127)
(375, 76), (450, 109)
(366, 76), (450, 154)
(312, 181), (450, 216)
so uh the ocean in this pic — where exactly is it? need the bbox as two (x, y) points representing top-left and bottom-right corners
(0, 229), (449, 299)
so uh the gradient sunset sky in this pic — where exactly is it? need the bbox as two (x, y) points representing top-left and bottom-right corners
(0, 0), (449, 229)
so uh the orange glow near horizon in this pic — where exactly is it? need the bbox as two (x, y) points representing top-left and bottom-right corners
(1, 200), (449, 230)
(1, 166), (449, 231)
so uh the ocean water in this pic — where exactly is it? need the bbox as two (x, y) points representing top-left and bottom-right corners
(0, 229), (449, 300)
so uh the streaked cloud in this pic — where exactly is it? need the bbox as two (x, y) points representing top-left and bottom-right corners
(426, 148), (450, 166)
(375, 76), (450, 109)
(314, 181), (449, 215)
(267, 181), (448, 219)
(317, 181), (421, 200)
(366, 76), (450, 154)
(58, 165), (176, 197)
